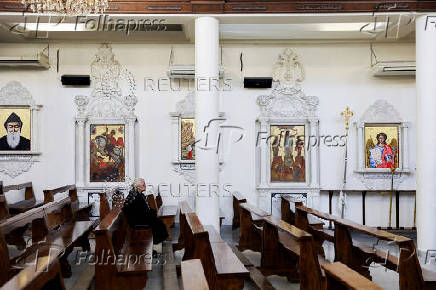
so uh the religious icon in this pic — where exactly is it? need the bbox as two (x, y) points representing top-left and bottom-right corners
(270, 125), (305, 182)
(181, 118), (195, 160)
(90, 124), (125, 182)
(0, 107), (31, 151)
(364, 125), (399, 169)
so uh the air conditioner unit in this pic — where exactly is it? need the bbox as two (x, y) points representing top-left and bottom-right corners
(0, 53), (50, 69)
(167, 64), (224, 79)
(371, 61), (415, 76)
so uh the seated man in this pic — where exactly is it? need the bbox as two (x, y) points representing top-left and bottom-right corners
(122, 178), (169, 245)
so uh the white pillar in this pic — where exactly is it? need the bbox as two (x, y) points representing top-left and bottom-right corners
(126, 117), (136, 180)
(195, 16), (220, 230)
(416, 14), (436, 254)
(76, 118), (86, 187)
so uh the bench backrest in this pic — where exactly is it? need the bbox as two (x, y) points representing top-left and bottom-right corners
(262, 215), (323, 290)
(3, 182), (34, 201)
(0, 196), (73, 286)
(43, 185), (78, 204)
(0, 194), (9, 221)
(177, 201), (194, 249)
(94, 207), (128, 278)
(146, 194), (158, 212)
(281, 196), (303, 225)
(99, 193), (111, 220)
(232, 192), (247, 229)
(184, 213), (217, 288)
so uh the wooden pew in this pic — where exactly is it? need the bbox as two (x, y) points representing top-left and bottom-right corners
(43, 184), (93, 221)
(297, 204), (436, 289)
(174, 200), (195, 251)
(281, 196), (324, 229)
(0, 196), (96, 285)
(238, 202), (270, 252)
(0, 245), (66, 290)
(181, 259), (209, 290)
(0, 194), (9, 221)
(94, 206), (153, 290)
(3, 182), (43, 215)
(146, 193), (178, 240)
(260, 215), (327, 289)
(322, 262), (383, 290)
(183, 212), (249, 290)
(232, 192), (247, 230)
(99, 192), (111, 220)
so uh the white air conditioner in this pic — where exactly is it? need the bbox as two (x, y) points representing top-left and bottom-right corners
(167, 64), (224, 79)
(0, 53), (50, 69)
(371, 61), (415, 76)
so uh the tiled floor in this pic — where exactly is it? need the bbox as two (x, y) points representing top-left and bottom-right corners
(61, 224), (434, 290)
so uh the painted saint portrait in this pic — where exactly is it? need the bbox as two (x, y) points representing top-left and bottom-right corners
(181, 118), (195, 160)
(0, 107), (31, 151)
(90, 124), (125, 182)
(270, 125), (305, 182)
(365, 125), (399, 169)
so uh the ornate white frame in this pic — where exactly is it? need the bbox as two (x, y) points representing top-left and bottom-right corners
(170, 92), (225, 183)
(354, 100), (410, 174)
(0, 81), (42, 178)
(74, 44), (137, 190)
(256, 49), (320, 212)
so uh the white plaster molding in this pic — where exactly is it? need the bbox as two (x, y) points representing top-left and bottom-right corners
(74, 44), (138, 191)
(0, 155), (35, 178)
(256, 48), (320, 207)
(170, 92), (225, 183)
(0, 81), (42, 178)
(359, 99), (402, 124)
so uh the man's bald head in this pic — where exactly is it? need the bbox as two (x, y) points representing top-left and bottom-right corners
(134, 178), (146, 193)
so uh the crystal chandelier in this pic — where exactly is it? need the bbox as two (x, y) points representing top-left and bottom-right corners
(21, 0), (109, 15)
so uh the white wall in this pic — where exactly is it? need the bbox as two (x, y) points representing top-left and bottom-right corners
(0, 42), (416, 227)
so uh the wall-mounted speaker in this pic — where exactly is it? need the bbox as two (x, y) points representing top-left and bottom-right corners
(61, 75), (90, 86)
(244, 77), (272, 89)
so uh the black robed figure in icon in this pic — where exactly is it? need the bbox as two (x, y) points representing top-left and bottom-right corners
(0, 112), (30, 151)
(122, 178), (169, 244)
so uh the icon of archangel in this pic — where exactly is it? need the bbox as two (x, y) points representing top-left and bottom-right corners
(181, 118), (195, 161)
(365, 125), (399, 169)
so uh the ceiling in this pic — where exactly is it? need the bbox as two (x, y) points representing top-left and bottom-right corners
(0, 13), (417, 43)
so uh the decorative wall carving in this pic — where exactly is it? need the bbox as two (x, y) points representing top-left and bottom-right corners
(75, 44), (138, 190)
(256, 48), (320, 212)
(0, 81), (42, 178)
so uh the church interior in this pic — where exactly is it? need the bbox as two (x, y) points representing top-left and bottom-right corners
(0, 1), (435, 289)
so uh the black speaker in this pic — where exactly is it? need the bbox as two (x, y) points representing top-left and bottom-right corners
(244, 77), (272, 88)
(61, 75), (90, 86)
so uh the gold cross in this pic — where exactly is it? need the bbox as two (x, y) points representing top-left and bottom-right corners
(341, 106), (354, 133)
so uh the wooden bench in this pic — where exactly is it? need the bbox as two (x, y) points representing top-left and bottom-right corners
(260, 215), (327, 288)
(297, 203), (436, 289)
(94, 206), (153, 290)
(322, 262), (383, 290)
(238, 202), (270, 252)
(183, 212), (249, 290)
(232, 192), (247, 230)
(3, 182), (43, 216)
(0, 245), (66, 290)
(43, 184), (93, 221)
(181, 259), (209, 290)
(146, 193), (178, 240)
(0, 196), (96, 285)
(174, 200), (195, 251)
(281, 196), (324, 229)
(0, 194), (9, 221)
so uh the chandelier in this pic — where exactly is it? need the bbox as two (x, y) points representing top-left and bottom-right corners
(21, 0), (109, 15)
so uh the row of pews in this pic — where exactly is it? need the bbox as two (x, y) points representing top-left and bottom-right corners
(233, 192), (436, 290)
(0, 183), (97, 290)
